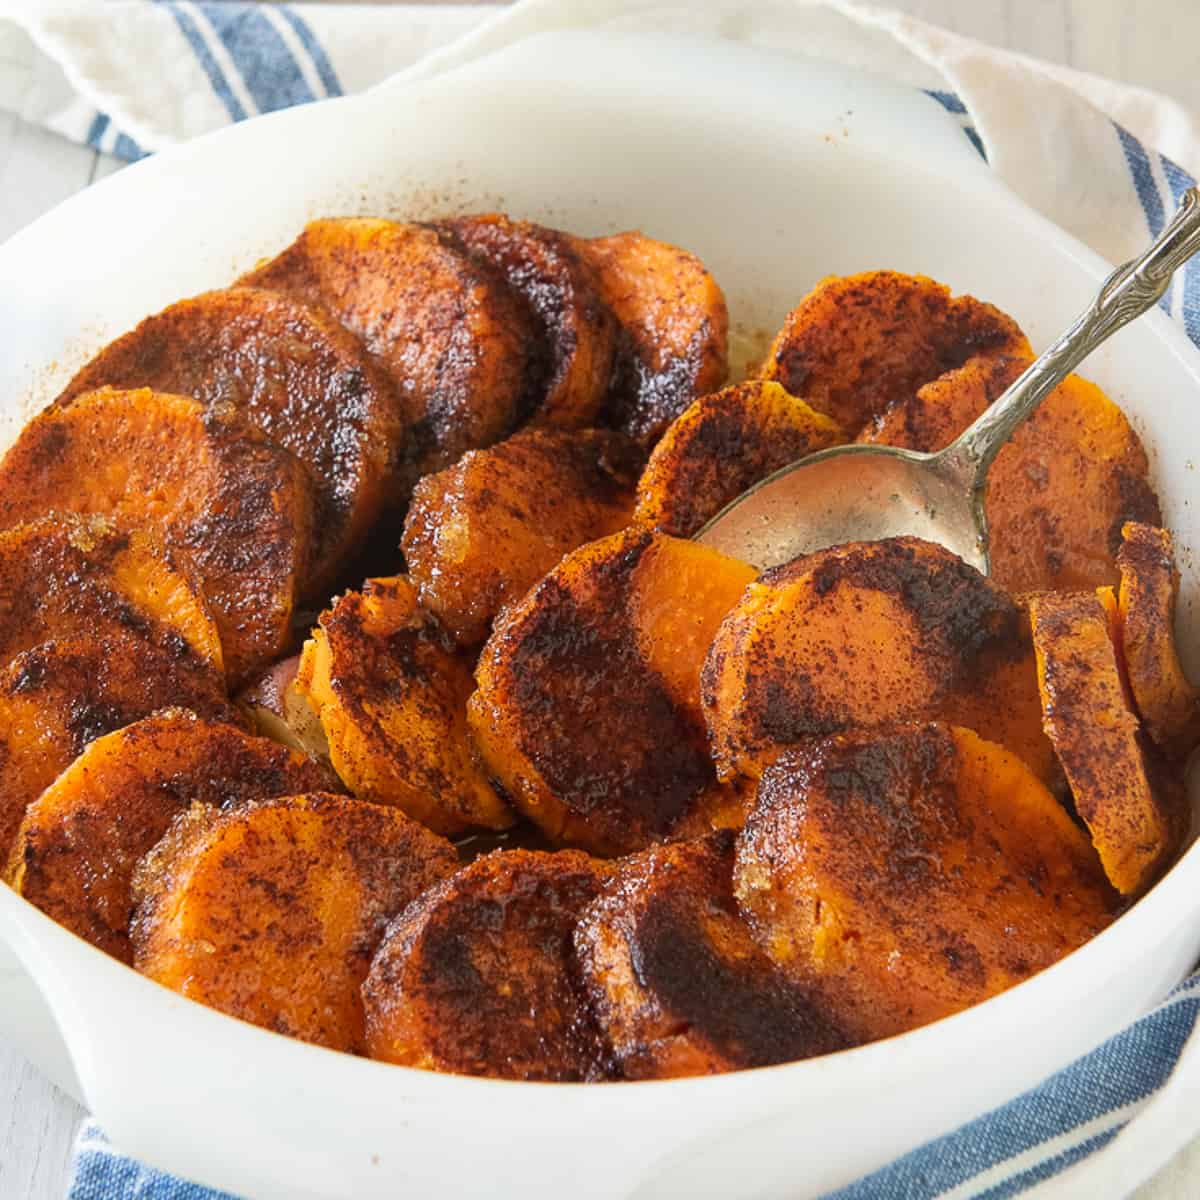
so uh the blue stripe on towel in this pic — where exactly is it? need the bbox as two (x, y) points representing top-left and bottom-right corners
(200, 4), (318, 111)
(157, 1), (249, 122)
(923, 88), (968, 115)
(275, 6), (343, 97)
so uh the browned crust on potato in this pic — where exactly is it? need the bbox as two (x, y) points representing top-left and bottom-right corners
(7, 710), (334, 962)
(701, 537), (1056, 785)
(758, 271), (1030, 433)
(577, 230), (729, 445)
(1030, 590), (1176, 895)
(0, 390), (313, 684)
(734, 725), (1114, 1042)
(634, 381), (845, 537)
(860, 355), (1162, 593)
(0, 641), (236, 865)
(295, 576), (512, 835)
(56, 288), (401, 583)
(131, 792), (458, 1052)
(402, 428), (641, 645)
(240, 218), (534, 475)
(364, 848), (610, 1080)
(1116, 522), (1200, 760)
(575, 833), (851, 1078)
(438, 214), (618, 430)
(468, 529), (724, 855)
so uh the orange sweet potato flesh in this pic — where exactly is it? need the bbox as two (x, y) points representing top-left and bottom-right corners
(56, 288), (400, 581)
(758, 270), (1030, 434)
(576, 832), (851, 1079)
(734, 724), (1115, 1042)
(402, 428), (641, 646)
(469, 528), (752, 855)
(1030, 590), (1178, 895)
(240, 218), (534, 475)
(7, 710), (334, 963)
(634, 381), (845, 537)
(438, 215), (618, 430)
(0, 639), (236, 865)
(295, 576), (512, 835)
(131, 793), (458, 1053)
(576, 230), (729, 445)
(1116, 522), (1200, 760)
(364, 849), (611, 1080)
(0, 389), (313, 684)
(702, 537), (1056, 786)
(859, 355), (1161, 593)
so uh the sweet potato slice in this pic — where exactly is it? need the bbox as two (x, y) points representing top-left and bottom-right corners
(734, 725), (1114, 1042)
(56, 288), (400, 581)
(634, 381), (844, 537)
(758, 271), (1030, 433)
(402, 428), (641, 646)
(469, 529), (751, 854)
(0, 639), (235, 864)
(1030, 590), (1178, 895)
(364, 849), (610, 1080)
(131, 793), (458, 1052)
(576, 833), (850, 1078)
(576, 230), (729, 445)
(0, 390), (313, 684)
(7, 710), (334, 962)
(439, 214), (617, 429)
(702, 537), (1055, 785)
(295, 576), (511, 835)
(1116, 522), (1200, 759)
(240, 218), (533, 473)
(859, 355), (1161, 593)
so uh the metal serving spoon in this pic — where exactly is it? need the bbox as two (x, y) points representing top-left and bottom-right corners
(697, 187), (1200, 572)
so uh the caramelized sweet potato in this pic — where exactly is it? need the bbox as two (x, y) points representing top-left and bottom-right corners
(7, 710), (334, 962)
(0, 513), (223, 674)
(402, 428), (641, 646)
(131, 793), (458, 1052)
(56, 288), (400, 581)
(439, 215), (618, 430)
(859, 355), (1161, 593)
(576, 833), (850, 1078)
(0, 389), (313, 684)
(0, 639), (235, 863)
(576, 230), (729, 445)
(758, 271), (1030, 433)
(634, 381), (844, 537)
(364, 849), (610, 1080)
(295, 577), (511, 835)
(734, 725), (1114, 1042)
(702, 537), (1056, 785)
(1116, 522), (1200, 759)
(1030, 590), (1177, 895)
(240, 218), (533, 473)
(469, 529), (751, 854)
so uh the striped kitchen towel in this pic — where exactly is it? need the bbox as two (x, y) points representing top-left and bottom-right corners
(1, 2), (1198, 1198)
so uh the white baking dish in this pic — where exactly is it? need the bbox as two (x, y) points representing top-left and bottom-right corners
(1, 32), (1198, 1200)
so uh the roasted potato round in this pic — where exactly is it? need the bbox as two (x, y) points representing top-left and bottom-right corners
(402, 428), (641, 646)
(702, 537), (1055, 785)
(634, 381), (844, 537)
(576, 230), (729, 445)
(0, 389), (313, 684)
(364, 848), (610, 1080)
(576, 833), (850, 1079)
(859, 355), (1161, 593)
(56, 288), (400, 582)
(240, 218), (533, 474)
(758, 270), (1030, 433)
(132, 793), (458, 1052)
(7, 710), (334, 962)
(734, 724), (1115, 1042)
(295, 576), (512, 835)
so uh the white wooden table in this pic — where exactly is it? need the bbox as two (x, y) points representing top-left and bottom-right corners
(3, 2), (1200, 1196)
